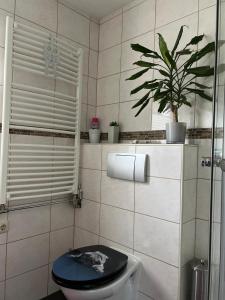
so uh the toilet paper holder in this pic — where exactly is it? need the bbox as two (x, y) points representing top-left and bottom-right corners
(107, 153), (147, 183)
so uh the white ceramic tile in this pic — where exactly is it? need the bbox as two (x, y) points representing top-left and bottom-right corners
(119, 100), (151, 132)
(120, 68), (153, 102)
(135, 177), (181, 223)
(48, 263), (59, 295)
(0, 0), (15, 12)
(136, 145), (182, 179)
(6, 234), (49, 278)
(195, 219), (210, 259)
(100, 204), (134, 248)
(51, 202), (74, 231)
(199, 0), (216, 9)
(0, 213), (7, 245)
(90, 21), (99, 51)
(211, 222), (220, 266)
(89, 50), (98, 78)
(183, 146), (198, 180)
(0, 244), (6, 282)
(58, 4), (89, 46)
(80, 144), (102, 170)
(88, 77), (97, 106)
(80, 168), (101, 202)
(212, 180), (221, 223)
(82, 76), (88, 104)
(156, 0), (198, 28)
(74, 227), (99, 248)
(181, 220), (195, 266)
(134, 213), (180, 266)
(81, 104), (88, 131)
(99, 14), (122, 51)
(16, 0), (57, 32)
(100, 8), (122, 24)
(195, 97), (213, 128)
(97, 74), (120, 106)
(121, 31), (155, 72)
(98, 45), (121, 78)
(135, 251), (179, 300)
(99, 237), (133, 254)
(182, 179), (197, 223)
(138, 292), (152, 300)
(97, 103), (119, 132)
(197, 139), (212, 180)
(101, 171), (134, 210)
(0, 282), (4, 300)
(50, 227), (74, 262)
(75, 199), (100, 234)
(101, 144), (136, 170)
(5, 266), (48, 300)
(122, 0), (155, 41)
(123, 0), (146, 12)
(196, 179), (211, 221)
(7, 206), (50, 242)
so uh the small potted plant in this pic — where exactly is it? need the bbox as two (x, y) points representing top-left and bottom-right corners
(127, 26), (215, 144)
(108, 121), (120, 143)
(89, 117), (100, 144)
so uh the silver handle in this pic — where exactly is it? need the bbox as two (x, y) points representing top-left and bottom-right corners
(217, 159), (225, 171)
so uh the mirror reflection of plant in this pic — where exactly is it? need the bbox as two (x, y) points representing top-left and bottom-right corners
(127, 26), (216, 122)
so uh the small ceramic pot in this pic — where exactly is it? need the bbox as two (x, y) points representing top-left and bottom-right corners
(108, 126), (120, 143)
(89, 129), (101, 144)
(166, 122), (186, 144)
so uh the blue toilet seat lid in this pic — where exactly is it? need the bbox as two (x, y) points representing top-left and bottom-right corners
(52, 245), (128, 290)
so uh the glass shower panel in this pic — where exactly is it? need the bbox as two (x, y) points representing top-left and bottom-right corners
(209, 0), (225, 299)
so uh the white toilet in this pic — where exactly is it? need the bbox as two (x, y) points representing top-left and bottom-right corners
(52, 245), (141, 300)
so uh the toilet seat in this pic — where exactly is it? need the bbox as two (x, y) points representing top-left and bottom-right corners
(52, 245), (128, 290)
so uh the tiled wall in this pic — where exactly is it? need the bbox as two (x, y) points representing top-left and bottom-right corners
(0, 1), (99, 299)
(78, 143), (198, 300)
(96, 0), (216, 133)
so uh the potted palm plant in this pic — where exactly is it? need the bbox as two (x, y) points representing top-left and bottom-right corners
(108, 121), (120, 143)
(127, 26), (215, 143)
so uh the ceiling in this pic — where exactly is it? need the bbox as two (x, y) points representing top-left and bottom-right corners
(62, 0), (134, 20)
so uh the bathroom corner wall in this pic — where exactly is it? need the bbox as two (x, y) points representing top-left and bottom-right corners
(77, 143), (197, 300)
(0, 1), (99, 299)
(96, 0), (217, 133)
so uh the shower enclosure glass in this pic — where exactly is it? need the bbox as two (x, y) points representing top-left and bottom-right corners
(209, 0), (225, 298)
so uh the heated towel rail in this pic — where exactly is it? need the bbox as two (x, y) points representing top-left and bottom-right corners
(0, 17), (83, 206)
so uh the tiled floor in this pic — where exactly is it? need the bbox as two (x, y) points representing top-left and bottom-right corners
(41, 291), (66, 300)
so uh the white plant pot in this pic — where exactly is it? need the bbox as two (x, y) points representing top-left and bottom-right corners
(89, 129), (101, 144)
(108, 126), (120, 143)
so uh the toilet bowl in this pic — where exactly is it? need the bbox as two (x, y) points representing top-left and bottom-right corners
(52, 245), (141, 300)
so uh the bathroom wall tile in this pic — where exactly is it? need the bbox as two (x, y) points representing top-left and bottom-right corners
(5, 266), (48, 300)
(0, 282), (4, 300)
(0, 214), (7, 245)
(0, 0), (15, 13)
(88, 77), (97, 106)
(51, 202), (74, 231)
(89, 50), (98, 78)
(100, 204), (134, 248)
(6, 234), (49, 278)
(197, 139), (212, 180)
(196, 179), (211, 221)
(182, 179), (197, 223)
(123, 0), (146, 12)
(16, 0), (57, 32)
(97, 74), (120, 106)
(183, 146), (198, 180)
(156, 0), (198, 28)
(0, 244), (6, 282)
(121, 31), (155, 72)
(134, 213), (180, 266)
(181, 220), (195, 266)
(151, 106), (172, 130)
(212, 180), (221, 223)
(99, 237), (133, 254)
(74, 227), (99, 248)
(138, 292), (153, 300)
(81, 104), (88, 132)
(100, 8), (122, 24)
(135, 177), (181, 223)
(81, 76), (88, 104)
(80, 144), (102, 170)
(96, 103), (119, 132)
(47, 263), (59, 295)
(80, 168), (101, 202)
(101, 171), (135, 210)
(122, 0), (155, 41)
(135, 251), (179, 300)
(8, 206), (50, 242)
(195, 97), (213, 128)
(98, 45), (121, 78)
(99, 14), (122, 51)
(90, 21), (99, 51)
(101, 144), (135, 170)
(119, 100), (151, 132)
(199, 0), (216, 9)
(136, 145), (182, 179)
(211, 222), (221, 266)
(50, 227), (74, 262)
(75, 199), (100, 234)
(195, 219), (210, 259)
(58, 4), (89, 46)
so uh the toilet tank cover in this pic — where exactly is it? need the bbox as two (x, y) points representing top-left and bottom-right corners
(52, 245), (128, 290)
